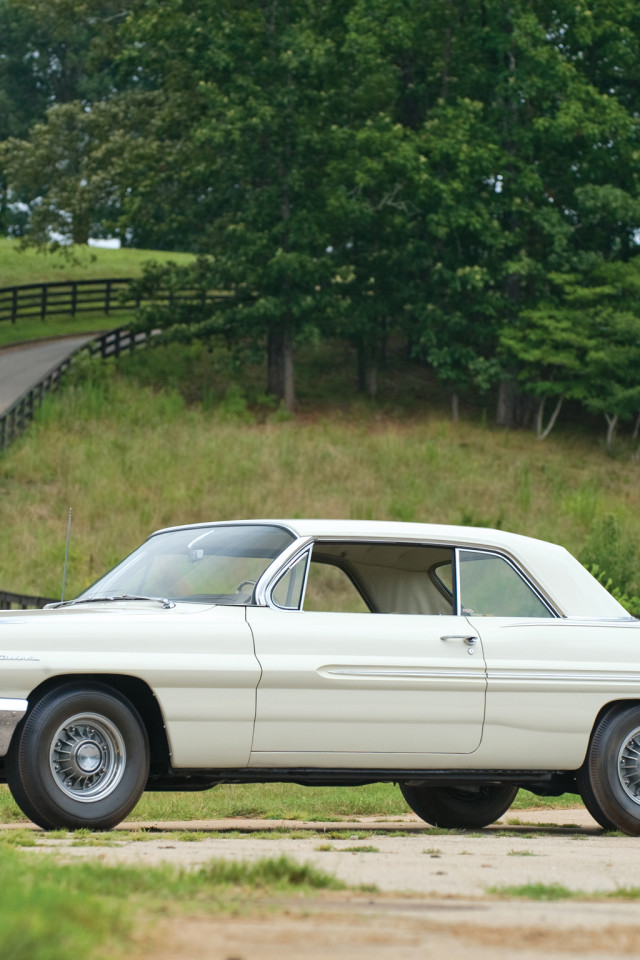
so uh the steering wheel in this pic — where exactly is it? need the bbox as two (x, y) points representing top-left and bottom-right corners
(236, 579), (256, 594)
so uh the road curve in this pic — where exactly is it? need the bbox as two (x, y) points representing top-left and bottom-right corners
(0, 336), (94, 415)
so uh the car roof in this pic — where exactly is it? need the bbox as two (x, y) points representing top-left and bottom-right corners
(152, 519), (632, 619)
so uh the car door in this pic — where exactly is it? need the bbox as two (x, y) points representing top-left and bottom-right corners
(247, 542), (487, 766)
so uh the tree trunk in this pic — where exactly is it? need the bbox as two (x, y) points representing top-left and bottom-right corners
(451, 392), (459, 422)
(604, 413), (618, 450)
(496, 378), (532, 429)
(267, 327), (295, 412)
(535, 395), (563, 440)
(357, 340), (378, 399)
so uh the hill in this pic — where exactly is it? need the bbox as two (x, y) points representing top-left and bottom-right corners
(0, 342), (638, 609)
(0, 238), (192, 287)
(0, 239), (193, 346)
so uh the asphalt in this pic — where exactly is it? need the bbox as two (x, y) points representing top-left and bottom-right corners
(0, 335), (94, 415)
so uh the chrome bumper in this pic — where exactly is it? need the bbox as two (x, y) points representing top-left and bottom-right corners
(0, 698), (28, 756)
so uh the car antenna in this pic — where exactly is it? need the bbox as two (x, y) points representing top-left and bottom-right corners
(60, 507), (72, 602)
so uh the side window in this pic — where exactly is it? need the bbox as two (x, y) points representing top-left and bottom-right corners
(304, 561), (370, 613)
(458, 550), (553, 617)
(271, 553), (309, 609)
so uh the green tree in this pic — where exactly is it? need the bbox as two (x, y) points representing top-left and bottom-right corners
(501, 258), (640, 446)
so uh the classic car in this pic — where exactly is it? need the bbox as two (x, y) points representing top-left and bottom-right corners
(1, 518), (639, 834)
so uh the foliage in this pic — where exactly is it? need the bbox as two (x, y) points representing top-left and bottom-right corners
(3, 0), (640, 422)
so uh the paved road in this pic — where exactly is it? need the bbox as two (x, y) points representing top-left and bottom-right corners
(0, 336), (94, 415)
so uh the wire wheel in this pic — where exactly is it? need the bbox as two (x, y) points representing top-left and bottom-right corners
(616, 725), (640, 805)
(49, 712), (126, 802)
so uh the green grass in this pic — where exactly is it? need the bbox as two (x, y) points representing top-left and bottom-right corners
(0, 238), (194, 347)
(0, 781), (585, 829)
(0, 309), (139, 348)
(0, 846), (349, 960)
(489, 882), (640, 901)
(2, 358), (640, 600)
(0, 237), (192, 288)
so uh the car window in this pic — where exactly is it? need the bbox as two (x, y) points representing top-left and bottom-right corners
(278, 542), (455, 615)
(80, 524), (295, 604)
(458, 549), (553, 617)
(271, 553), (309, 609)
(304, 561), (370, 613)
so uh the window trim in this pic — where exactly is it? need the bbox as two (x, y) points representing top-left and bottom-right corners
(454, 547), (558, 618)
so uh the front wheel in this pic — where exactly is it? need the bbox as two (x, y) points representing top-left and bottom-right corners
(399, 782), (518, 829)
(577, 705), (640, 835)
(8, 682), (149, 830)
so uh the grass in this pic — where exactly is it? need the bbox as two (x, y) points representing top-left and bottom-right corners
(0, 237), (192, 288)
(1, 356), (640, 600)
(0, 309), (138, 348)
(0, 781), (585, 829)
(489, 882), (640, 901)
(0, 238), (193, 347)
(0, 845), (349, 960)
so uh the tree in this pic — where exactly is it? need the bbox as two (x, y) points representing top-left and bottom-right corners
(501, 259), (640, 446)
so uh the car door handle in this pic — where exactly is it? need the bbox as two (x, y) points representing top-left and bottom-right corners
(440, 634), (478, 646)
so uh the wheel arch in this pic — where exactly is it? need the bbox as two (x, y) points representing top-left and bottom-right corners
(580, 698), (640, 767)
(22, 674), (170, 774)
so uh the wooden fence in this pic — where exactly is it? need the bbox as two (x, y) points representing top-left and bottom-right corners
(0, 589), (57, 610)
(0, 325), (152, 450)
(0, 278), (227, 325)
(0, 278), (136, 324)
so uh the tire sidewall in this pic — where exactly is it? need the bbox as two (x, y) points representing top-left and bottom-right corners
(13, 684), (149, 829)
(588, 706), (640, 834)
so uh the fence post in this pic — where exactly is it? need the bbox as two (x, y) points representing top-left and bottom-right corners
(40, 284), (47, 322)
(105, 279), (112, 314)
(11, 288), (18, 324)
(71, 282), (77, 316)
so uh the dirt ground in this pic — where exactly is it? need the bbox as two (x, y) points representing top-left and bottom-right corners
(13, 807), (640, 959)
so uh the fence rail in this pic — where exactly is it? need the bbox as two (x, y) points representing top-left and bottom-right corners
(0, 279), (227, 325)
(0, 326), (152, 450)
(0, 589), (57, 610)
(0, 278), (136, 324)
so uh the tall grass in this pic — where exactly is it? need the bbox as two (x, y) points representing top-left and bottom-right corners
(1, 359), (639, 599)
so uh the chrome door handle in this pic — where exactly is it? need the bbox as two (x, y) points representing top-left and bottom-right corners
(440, 634), (478, 646)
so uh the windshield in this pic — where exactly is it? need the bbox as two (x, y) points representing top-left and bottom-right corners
(77, 524), (295, 604)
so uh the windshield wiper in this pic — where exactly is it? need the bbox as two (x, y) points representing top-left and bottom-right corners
(46, 595), (176, 609)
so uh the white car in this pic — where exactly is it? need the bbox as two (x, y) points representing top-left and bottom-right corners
(1, 519), (639, 834)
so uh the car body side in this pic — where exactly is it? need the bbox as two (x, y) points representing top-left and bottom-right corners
(1, 519), (638, 788)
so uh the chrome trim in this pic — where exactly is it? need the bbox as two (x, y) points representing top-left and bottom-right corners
(488, 669), (640, 685)
(268, 548), (312, 611)
(456, 546), (558, 617)
(254, 537), (314, 607)
(319, 666), (485, 682)
(0, 697), (28, 756)
(454, 547), (462, 616)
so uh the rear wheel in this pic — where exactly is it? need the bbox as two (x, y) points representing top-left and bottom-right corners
(399, 782), (518, 829)
(8, 682), (149, 830)
(577, 704), (640, 835)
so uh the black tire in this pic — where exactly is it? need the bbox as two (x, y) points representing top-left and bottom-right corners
(577, 704), (640, 836)
(399, 782), (518, 829)
(7, 682), (149, 831)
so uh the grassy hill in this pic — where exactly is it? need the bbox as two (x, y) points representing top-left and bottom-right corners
(0, 237), (192, 287)
(0, 342), (638, 606)
(0, 238), (192, 347)
(0, 239), (638, 607)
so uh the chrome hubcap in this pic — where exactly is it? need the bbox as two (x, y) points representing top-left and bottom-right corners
(617, 726), (640, 805)
(49, 713), (126, 802)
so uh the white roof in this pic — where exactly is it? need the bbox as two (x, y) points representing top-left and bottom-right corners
(156, 519), (631, 619)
